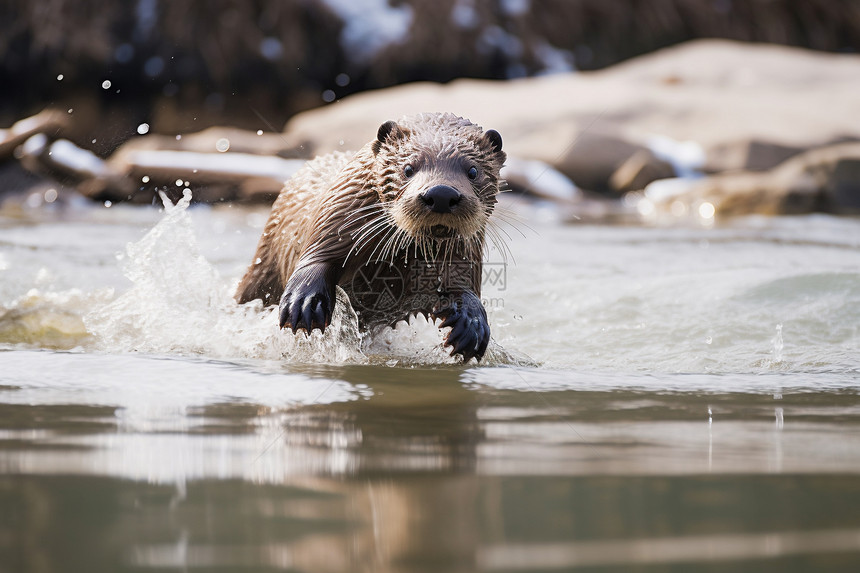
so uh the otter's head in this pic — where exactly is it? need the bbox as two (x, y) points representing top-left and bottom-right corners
(370, 113), (505, 245)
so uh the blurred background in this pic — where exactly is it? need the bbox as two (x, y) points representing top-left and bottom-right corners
(2, 0), (858, 152)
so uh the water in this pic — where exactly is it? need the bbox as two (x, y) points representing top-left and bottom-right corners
(1, 192), (860, 572)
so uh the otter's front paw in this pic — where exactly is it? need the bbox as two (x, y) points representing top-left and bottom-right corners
(432, 294), (490, 363)
(279, 270), (333, 334)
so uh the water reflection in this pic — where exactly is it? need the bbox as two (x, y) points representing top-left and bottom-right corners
(281, 365), (483, 474)
(6, 473), (860, 572)
(3, 359), (860, 571)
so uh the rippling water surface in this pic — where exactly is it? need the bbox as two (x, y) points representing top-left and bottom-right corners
(1, 193), (859, 572)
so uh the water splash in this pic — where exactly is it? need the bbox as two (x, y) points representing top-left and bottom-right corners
(85, 190), (364, 363)
(83, 190), (517, 366)
(772, 323), (784, 364)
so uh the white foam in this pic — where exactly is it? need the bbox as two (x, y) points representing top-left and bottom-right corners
(84, 190), (364, 363)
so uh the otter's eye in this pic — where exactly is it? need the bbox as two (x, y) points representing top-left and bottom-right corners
(404, 165), (414, 178)
(467, 166), (478, 180)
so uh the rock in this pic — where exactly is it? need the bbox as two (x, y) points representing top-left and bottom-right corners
(110, 127), (306, 159)
(14, 130), (303, 205)
(704, 139), (806, 173)
(556, 131), (647, 192)
(0, 110), (69, 160)
(281, 40), (860, 194)
(609, 149), (675, 193)
(828, 157), (860, 212)
(94, 148), (304, 204)
(646, 142), (860, 217)
(501, 157), (581, 203)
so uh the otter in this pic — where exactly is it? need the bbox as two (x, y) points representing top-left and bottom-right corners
(236, 112), (506, 362)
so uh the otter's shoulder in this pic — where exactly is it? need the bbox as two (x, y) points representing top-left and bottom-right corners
(303, 150), (354, 177)
(284, 150), (355, 194)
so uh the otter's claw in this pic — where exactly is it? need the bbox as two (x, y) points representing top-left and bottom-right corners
(279, 267), (333, 334)
(432, 293), (490, 363)
(279, 290), (331, 333)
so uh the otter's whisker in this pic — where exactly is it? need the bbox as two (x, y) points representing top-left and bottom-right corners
(344, 213), (394, 265)
(343, 203), (385, 224)
(392, 229), (413, 263)
(492, 205), (532, 237)
(367, 220), (401, 264)
(485, 221), (515, 265)
(351, 215), (392, 246)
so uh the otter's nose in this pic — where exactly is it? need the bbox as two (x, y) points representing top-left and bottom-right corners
(420, 185), (461, 214)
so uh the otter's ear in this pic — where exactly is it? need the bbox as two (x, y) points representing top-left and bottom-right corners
(482, 129), (503, 154)
(373, 120), (408, 154)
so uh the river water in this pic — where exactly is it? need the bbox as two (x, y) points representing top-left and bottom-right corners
(1, 191), (859, 572)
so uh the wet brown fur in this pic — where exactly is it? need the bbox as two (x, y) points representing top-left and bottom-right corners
(236, 112), (506, 337)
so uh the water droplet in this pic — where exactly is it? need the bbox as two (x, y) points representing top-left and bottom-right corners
(68, 108), (73, 114)
(141, 175), (150, 183)
(104, 200), (112, 208)
(772, 323), (784, 363)
(101, 80), (112, 89)
(43, 188), (58, 203)
(175, 134), (182, 140)
(215, 138), (230, 152)
(698, 202), (715, 219)
(137, 123), (150, 135)
(91, 138), (97, 144)
(335, 73), (350, 87)
(513, 314), (523, 320)
(184, 180), (190, 187)
(57, 74), (64, 81)
(255, 257), (262, 265)
(26, 193), (42, 208)
(322, 89), (336, 103)
(259, 37), (283, 60)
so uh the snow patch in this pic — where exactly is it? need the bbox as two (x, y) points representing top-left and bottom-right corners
(500, 0), (530, 16)
(451, 0), (480, 29)
(533, 40), (576, 75)
(646, 134), (705, 179)
(502, 158), (581, 203)
(321, 0), (414, 64)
